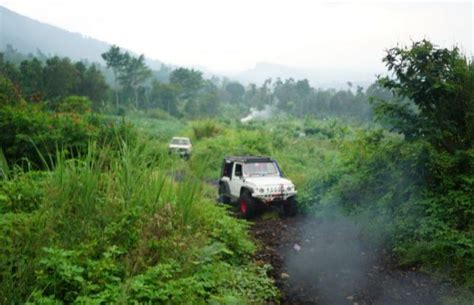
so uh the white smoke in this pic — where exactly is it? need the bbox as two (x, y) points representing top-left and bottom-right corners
(240, 105), (274, 123)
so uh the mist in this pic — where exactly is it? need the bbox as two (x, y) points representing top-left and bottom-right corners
(2, 1), (472, 86)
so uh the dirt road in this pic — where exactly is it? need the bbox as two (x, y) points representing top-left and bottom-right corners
(250, 214), (454, 305)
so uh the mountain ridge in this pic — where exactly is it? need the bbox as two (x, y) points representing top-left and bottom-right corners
(0, 5), (165, 70)
(1, 5), (377, 88)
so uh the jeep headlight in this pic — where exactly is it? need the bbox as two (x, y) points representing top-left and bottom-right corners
(258, 188), (265, 193)
(286, 185), (294, 191)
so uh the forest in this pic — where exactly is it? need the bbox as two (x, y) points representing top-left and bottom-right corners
(0, 39), (473, 304)
(1, 43), (378, 121)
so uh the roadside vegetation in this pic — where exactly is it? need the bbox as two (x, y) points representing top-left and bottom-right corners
(0, 116), (278, 304)
(1, 40), (473, 304)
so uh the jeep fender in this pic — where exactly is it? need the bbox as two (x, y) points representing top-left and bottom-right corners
(240, 187), (253, 196)
(219, 181), (231, 196)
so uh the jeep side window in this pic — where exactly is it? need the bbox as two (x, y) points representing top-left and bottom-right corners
(234, 163), (243, 178)
(223, 162), (233, 178)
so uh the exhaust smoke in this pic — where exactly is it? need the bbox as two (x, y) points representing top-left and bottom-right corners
(281, 214), (453, 305)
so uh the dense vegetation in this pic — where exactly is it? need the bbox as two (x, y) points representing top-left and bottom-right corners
(0, 97), (278, 304)
(2, 44), (382, 122)
(1, 40), (473, 304)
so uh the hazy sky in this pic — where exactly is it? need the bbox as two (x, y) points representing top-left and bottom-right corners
(2, 0), (472, 73)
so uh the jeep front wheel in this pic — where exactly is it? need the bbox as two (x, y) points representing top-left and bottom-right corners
(283, 196), (297, 217)
(239, 192), (255, 219)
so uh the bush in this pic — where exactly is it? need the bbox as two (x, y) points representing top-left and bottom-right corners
(0, 171), (47, 213)
(192, 120), (222, 140)
(0, 75), (22, 106)
(0, 104), (101, 168)
(57, 96), (92, 114)
(146, 108), (173, 120)
(190, 129), (272, 179)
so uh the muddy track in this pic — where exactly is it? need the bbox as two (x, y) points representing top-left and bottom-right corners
(249, 213), (454, 305)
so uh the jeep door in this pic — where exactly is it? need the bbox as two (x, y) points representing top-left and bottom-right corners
(230, 163), (245, 198)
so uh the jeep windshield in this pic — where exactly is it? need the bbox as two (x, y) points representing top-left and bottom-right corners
(171, 138), (190, 145)
(244, 162), (279, 177)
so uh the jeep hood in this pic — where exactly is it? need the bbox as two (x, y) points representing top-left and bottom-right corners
(169, 144), (191, 149)
(244, 176), (293, 186)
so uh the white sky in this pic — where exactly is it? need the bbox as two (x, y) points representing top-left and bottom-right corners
(1, 0), (472, 73)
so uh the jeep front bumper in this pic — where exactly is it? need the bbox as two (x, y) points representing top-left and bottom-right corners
(169, 148), (190, 156)
(252, 191), (297, 203)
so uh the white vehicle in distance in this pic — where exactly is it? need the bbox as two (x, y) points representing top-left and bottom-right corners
(218, 156), (297, 218)
(168, 137), (192, 159)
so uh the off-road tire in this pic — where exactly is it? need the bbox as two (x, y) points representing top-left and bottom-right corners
(218, 183), (231, 204)
(283, 196), (297, 217)
(239, 191), (255, 219)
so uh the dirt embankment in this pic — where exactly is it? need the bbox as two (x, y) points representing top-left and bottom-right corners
(250, 215), (453, 305)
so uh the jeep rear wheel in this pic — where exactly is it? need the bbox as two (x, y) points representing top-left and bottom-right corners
(283, 196), (297, 217)
(239, 192), (255, 219)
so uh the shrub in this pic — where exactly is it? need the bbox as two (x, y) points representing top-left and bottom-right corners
(57, 96), (92, 114)
(0, 75), (21, 106)
(192, 120), (222, 140)
(0, 104), (100, 168)
(0, 171), (47, 213)
(146, 108), (173, 120)
(190, 129), (272, 179)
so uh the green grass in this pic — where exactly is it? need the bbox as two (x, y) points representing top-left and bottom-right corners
(0, 137), (278, 304)
(2, 111), (472, 305)
(124, 112), (187, 141)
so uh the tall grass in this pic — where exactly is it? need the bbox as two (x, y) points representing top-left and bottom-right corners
(0, 138), (207, 303)
(0, 148), (9, 180)
(191, 119), (222, 140)
(1, 115), (280, 304)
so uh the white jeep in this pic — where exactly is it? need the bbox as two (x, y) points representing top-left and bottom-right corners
(218, 156), (297, 218)
(168, 137), (192, 159)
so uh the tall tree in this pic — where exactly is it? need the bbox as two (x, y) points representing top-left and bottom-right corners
(76, 64), (109, 109)
(150, 81), (179, 115)
(0, 53), (21, 85)
(19, 58), (44, 102)
(119, 54), (152, 108)
(225, 82), (245, 104)
(101, 45), (126, 107)
(43, 56), (77, 102)
(169, 68), (203, 100)
(374, 40), (473, 152)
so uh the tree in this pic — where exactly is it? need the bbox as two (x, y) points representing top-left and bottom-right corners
(225, 82), (245, 103)
(150, 81), (179, 115)
(375, 40), (473, 152)
(119, 54), (151, 108)
(19, 58), (44, 102)
(169, 68), (203, 100)
(198, 91), (220, 117)
(0, 53), (21, 85)
(43, 56), (77, 103)
(101, 45), (127, 107)
(77, 64), (109, 109)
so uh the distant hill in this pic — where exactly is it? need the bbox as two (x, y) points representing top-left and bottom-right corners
(0, 6), (377, 88)
(229, 62), (377, 89)
(0, 6), (164, 70)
